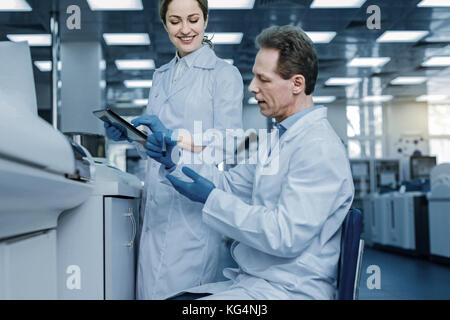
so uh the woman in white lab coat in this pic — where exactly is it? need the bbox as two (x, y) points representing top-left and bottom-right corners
(106, 0), (243, 299)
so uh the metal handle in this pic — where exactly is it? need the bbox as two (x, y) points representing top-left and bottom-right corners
(124, 209), (137, 247)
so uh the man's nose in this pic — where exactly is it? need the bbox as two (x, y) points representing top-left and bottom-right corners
(248, 77), (257, 93)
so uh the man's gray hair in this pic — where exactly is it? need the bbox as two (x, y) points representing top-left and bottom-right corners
(255, 25), (318, 95)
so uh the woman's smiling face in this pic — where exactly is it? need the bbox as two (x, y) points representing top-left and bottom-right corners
(164, 0), (208, 58)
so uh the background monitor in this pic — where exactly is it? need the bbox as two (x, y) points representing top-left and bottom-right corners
(410, 156), (437, 180)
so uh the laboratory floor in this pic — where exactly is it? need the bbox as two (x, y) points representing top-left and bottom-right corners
(358, 247), (450, 300)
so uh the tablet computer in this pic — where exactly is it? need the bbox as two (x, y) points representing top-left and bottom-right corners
(93, 108), (148, 144)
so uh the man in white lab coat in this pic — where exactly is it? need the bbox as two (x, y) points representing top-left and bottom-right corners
(142, 25), (355, 300)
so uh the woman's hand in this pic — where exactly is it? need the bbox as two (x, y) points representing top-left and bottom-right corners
(132, 115), (178, 169)
(104, 121), (129, 141)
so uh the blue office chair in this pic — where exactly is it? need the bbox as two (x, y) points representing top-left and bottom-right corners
(337, 208), (364, 300)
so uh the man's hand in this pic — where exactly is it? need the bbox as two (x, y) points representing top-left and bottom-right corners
(131, 115), (178, 169)
(167, 167), (215, 204)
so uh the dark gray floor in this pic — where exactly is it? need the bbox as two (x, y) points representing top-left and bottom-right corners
(358, 247), (450, 300)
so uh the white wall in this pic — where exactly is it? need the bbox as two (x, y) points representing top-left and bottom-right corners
(321, 102), (431, 159)
(384, 101), (429, 158)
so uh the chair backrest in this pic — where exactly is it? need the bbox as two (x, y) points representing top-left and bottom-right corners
(337, 208), (364, 300)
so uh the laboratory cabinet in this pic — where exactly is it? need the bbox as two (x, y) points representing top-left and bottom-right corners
(370, 195), (392, 245)
(0, 230), (57, 299)
(104, 197), (139, 299)
(57, 163), (142, 300)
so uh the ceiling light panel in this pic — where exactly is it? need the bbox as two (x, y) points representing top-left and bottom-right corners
(390, 77), (427, 85)
(363, 95), (393, 103)
(34, 61), (52, 72)
(417, 0), (450, 7)
(0, 0), (32, 11)
(133, 99), (149, 105)
(205, 33), (243, 44)
(7, 34), (51, 46)
(422, 56), (450, 67)
(115, 59), (155, 70)
(310, 0), (367, 8)
(103, 33), (150, 46)
(325, 78), (362, 86)
(209, 0), (255, 9)
(348, 57), (391, 68)
(376, 31), (429, 43)
(87, 0), (143, 11)
(305, 32), (337, 43)
(416, 95), (448, 102)
(124, 80), (153, 88)
(312, 96), (336, 103)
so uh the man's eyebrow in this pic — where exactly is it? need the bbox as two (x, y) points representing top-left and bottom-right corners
(255, 71), (270, 78)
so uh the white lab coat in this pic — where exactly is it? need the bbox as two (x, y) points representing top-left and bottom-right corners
(136, 45), (243, 299)
(167, 107), (354, 299)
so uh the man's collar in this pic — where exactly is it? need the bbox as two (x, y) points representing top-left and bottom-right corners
(280, 105), (325, 130)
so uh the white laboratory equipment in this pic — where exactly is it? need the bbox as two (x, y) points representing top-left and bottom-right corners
(375, 158), (402, 192)
(367, 191), (430, 256)
(368, 194), (390, 246)
(386, 193), (416, 250)
(350, 158), (402, 197)
(0, 42), (93, 299)
(387, 193), (429, 253)
(57, 160), (142, 300)
(427, 163), (450, 261)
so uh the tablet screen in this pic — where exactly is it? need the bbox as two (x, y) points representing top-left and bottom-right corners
(93, 108), (148, 144)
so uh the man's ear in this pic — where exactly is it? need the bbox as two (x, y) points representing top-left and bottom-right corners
(292, 74), (306, 95)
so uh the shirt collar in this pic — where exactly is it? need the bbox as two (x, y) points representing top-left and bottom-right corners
(279, 105), (325, 131)
(175, 45), (208, 68)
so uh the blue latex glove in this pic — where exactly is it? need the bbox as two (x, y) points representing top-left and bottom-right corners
(104, 121), (129, 142)
(131, 115), (177, 169)
(167, 167), (215, 204)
